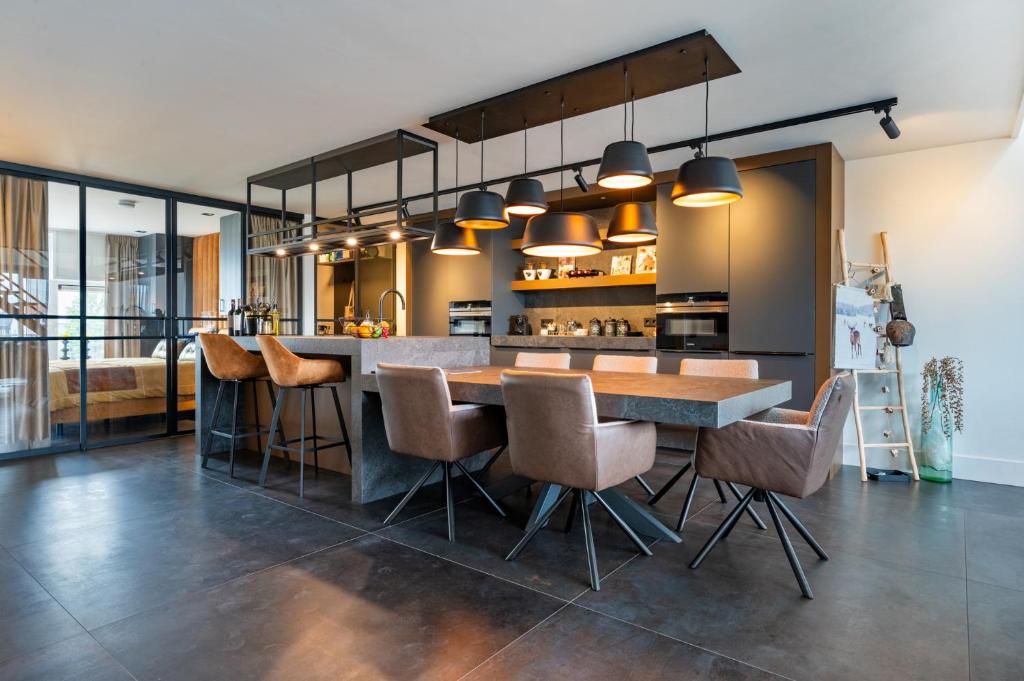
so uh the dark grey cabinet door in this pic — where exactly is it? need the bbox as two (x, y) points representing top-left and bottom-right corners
(730, 352), (816, 410)
(655, 184), (729, 295)
(728, 161), (815, 353)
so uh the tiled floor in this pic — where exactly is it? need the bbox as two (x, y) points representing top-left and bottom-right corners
(0, 437), (1021, 680)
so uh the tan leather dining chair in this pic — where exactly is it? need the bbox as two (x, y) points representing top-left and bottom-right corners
(501, 369), (656, 591)
(591, 354), (658, 497)
(649, 358), (767, 533)
(689, 374), (854, 599)
(376, 363), (507, 542)
(514, 352), (571, 369)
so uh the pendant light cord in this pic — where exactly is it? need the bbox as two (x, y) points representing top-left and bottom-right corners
(479, 109), (485, 188)
(523, 118), (528, 173)
(454, 129), (460, 203)
(703, 54), (710, 156)
(622, 64), (628, 141)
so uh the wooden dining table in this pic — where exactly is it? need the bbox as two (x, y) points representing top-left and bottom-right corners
(431, 365), (793, 543)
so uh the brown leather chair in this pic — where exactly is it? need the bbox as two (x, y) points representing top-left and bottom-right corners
(514, 352), (571, 369)
(689, 374), (854, 599)
(255, 335), (352, 497)
(376, 363), (507, 542)
(501, 370), (656, 591)
(198, 333), (281, 478)
(591, 354), (658, 497)
(649, 358), (766, 534)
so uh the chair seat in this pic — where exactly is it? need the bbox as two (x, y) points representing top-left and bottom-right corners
(445, 403), (507, 462)
(199, 333), (269, 381)
(278, 357), (345, 387)
(656, 423), (698, 451)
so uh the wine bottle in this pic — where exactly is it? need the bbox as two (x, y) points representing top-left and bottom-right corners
(227, 299), (236, 336)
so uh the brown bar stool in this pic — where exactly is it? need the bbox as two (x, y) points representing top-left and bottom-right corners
(197, 333), (283, 478)
(648, 358), (767, 533)
(501, 369), (657, 591)
(255, 335), (352, 497)
(376, 363), (507, 542)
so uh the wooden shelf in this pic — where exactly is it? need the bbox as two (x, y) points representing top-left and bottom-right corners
(511, 273), (655, 291)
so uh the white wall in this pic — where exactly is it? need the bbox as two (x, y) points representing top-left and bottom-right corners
(843, 136), (1024, 486)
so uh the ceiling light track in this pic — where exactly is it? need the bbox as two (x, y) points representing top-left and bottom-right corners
(353, 97), (898, 214)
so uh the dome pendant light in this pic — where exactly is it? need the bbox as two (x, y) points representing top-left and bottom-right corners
(521, 98), (602, 258)
(607, 95), (657, 244)
(455, 110), (509, 229)
(597, 65), (653, 190)
(433, 130), (481, 255)
(505, 120), (548, 217)
(671, 55), (742, 208)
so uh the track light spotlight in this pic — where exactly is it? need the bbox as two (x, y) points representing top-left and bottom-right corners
(572, 167), (589, 193)
(879, 106), (900, 139)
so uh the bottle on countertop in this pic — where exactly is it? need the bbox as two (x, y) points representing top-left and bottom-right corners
(244, 301), (257, 336)
(227, 299), (237, 336)
(270, 303), (280, 336)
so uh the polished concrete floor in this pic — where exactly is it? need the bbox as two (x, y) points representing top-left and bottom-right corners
(1, 437), (1022, 680)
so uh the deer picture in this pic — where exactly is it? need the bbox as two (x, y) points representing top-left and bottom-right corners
(846, 321), (862, 358)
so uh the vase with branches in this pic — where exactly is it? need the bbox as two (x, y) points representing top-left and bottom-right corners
(919, 356), (964, 483)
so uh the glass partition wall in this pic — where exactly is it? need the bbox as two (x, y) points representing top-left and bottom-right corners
(0, 163), (296, 459)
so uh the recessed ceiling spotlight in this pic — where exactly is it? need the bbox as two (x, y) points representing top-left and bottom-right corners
(275, 248), (286, 256)
(309, 243), (320, 251)
(134, 229), (147, 234)
(346, 237), (358, 247)
(201, 212), (215, 217)
(118, 199), (137, 208)
(389, 230), (402, 241)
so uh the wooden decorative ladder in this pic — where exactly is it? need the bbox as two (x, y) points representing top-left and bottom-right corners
(837, 229), (919, 482)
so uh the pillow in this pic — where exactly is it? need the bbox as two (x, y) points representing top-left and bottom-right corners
(178, 342), (196, 361)
(151, 340), (167, 359)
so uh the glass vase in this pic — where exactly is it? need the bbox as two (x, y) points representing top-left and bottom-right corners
(919, 388), (953, 483)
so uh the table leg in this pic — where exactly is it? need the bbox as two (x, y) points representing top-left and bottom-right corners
(524, 483), (564, 531)
(600, 488), (682, 543)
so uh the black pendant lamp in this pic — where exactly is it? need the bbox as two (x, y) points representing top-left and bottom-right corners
(505, 120), (548, 217)
(671, 55), (742, 208)
(455, 110), (509, 229)
(433, 131), (481, 255)
(607, 95), (657, 244)
(597, 66), (653, 190)
(521, 99), (602, 258)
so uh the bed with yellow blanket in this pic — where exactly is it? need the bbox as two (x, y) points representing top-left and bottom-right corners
(48, 357), (195, 424)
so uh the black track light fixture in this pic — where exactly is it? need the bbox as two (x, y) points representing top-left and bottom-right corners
(671, 54), (743, 208)
(878, 106), (901, 139)
(572, 167), (589, 193)
(433, 130), (481, 255)
(597, 65), (654, 189)
(455, 110), (509, 229)
(505, 119), (549, 217)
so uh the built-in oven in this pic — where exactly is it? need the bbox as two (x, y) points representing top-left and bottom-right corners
(448, 300), (492, 337)
(656, 292), (729, 352)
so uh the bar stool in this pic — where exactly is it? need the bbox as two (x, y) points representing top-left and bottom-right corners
(376, 363), (507, 542)
(501, 369), (657, 591)
(591, 354), (658, 497)
(514, 352), (570, 369)
(648, 358), (767, 533)
(256, 335), (352, 497)
(197, 333), (282, 478)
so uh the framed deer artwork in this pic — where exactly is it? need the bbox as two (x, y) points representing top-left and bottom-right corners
(833, 284), (877, 370)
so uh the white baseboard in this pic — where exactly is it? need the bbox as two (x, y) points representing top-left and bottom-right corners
(841, 444), (1024, 487)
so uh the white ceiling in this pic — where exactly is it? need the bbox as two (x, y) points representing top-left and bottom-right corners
(2, 0), (1022, 216)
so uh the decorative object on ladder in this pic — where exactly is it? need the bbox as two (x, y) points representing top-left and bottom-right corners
(919, 357), (964, 483)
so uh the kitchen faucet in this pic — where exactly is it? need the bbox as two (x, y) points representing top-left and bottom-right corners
(378, 288), (406, 325)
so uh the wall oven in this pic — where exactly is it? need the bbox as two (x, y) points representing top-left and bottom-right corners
(656, 292), (729, 352)
(448, 300), (492, 337)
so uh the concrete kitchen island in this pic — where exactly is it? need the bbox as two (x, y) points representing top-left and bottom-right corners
(195, 335), (491, 503)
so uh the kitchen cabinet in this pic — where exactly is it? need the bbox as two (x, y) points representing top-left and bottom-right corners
(655, 185), (729, 295)
(728, 160), (816, 354)
(411, 234), (492, 336)
(730, 352), (816, 410)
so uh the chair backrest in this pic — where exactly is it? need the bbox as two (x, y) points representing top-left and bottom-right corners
(255, 335), (302, 386)
(198, 333), (265, 381)
(375, 363), (454, 459)
(500, 369), (600, 487)
(804, 373), (855, 494)
(679, 357), (758, 379)
(514, 352), (571, 369)
(592, 354), (657, 374)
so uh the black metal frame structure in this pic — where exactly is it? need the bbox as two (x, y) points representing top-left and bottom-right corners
(0, 159), (296, 461)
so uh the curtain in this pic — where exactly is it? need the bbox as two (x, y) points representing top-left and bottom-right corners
(0, 175), (50, 451)
(104, 234), (142, 358)
(247, 214), (298, 323)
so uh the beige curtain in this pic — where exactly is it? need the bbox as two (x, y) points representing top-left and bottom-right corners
(247, 214), (298, 323)
(104, 234), (142, 358)
(0, 175), (50, 451)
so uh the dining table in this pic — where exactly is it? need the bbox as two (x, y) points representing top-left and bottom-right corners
(366, 365), (793, 543)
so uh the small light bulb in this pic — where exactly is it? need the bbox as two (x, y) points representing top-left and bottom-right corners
(275, 248), (286, 256)
(346, 237), (358, 247)
(389, 230), (401, 241)
(309, 243), (320, 251)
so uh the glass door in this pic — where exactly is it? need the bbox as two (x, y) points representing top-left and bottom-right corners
(83, 187), (170, 444)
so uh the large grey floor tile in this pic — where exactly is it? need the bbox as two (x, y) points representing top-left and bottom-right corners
(10, 484), (364, 630)
(464, 604), (785, 681)
(578, 519), (969, 681)
(0, 549), (85, 664)
(93, 535), (562, 681)
(965, 510), (1024, 591)
(0, 633), (135, 681)
(967, 580), (1024, 681)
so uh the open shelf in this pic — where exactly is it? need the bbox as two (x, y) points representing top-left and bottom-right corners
(511, 273), (655, 291)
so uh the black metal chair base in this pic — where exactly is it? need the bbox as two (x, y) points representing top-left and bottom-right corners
(202, 378), (284, 478)
(258, 383), (353, 497)
(689, 488), (827, 599)
(647, 457), (768, 533)
(506, 487), (653, 592)
(381, 454), (507, 542)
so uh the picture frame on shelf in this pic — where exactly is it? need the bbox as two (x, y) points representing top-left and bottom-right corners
(635, 245), (657, 274)
(610, 254), (633, 276)
(557, 257), (575, 279)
